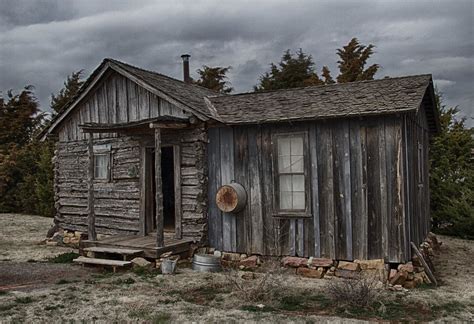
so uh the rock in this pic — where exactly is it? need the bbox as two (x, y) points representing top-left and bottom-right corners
(403, 280), (416, 289)
(308, 257), (333, 268)
(239, 255), (258, 269)
(297, 267), (324, 278)
(213, 250), (222, 258)
(282, 256), (307, 268)
(337, 261), (360, 272)
(63, 237), (71, 244)
(240, 254), (248, 260)
(398, 262), (414, 273)
(46, 224), (59, 238)
(389, 269), (398, 281)
(222, 252), (241, 262)
(74, 231), (82, 238)
(355, 259), (385, 270)
(160, 251), (173, 259)
(335, 269), (359, 279)
(131, 257), (152, 269)
(413, 273), (424, 285)
(389, 270), (408, 285)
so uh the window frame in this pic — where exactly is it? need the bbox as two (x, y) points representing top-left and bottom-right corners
(93, 144), (112, 182)
(272, 131), (311, 218)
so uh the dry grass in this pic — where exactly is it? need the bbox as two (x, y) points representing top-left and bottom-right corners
(223, 261), (284, 302)
(326, 274), (383, 308)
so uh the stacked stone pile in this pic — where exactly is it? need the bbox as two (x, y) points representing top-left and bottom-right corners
(44, 230), (84, 248)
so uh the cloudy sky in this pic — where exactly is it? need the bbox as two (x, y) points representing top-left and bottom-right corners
(1, 0), (473, 126)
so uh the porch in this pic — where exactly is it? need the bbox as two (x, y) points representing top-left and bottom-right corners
(81, 232), (195, 259)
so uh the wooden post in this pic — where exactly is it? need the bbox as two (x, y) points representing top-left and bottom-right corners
(87, 133), (97, 241)
(155, 128), (164, 247)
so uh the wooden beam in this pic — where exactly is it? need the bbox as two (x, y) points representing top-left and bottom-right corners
(87, 134), (97, 241)
(155, 128), (164, 247)
(173, 144), (182, 239)
(149, 122), (188, 129)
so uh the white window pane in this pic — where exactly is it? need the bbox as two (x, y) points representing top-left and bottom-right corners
(293, 192), (305, 209)
(278, 138), (291, 156)
(291, 137), (303, 155)
(278, 156), (291, 173)
(280, 175), (292, 192)
(94, 155), (108, 179)
(292, 174), (305, 191)
(280, 191), (292, 209)
(291, 155), (304, 172)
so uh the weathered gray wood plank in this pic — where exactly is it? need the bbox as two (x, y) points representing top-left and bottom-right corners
(248, 126), (264, 254)
(207, 127), (222, 250)
(219, 127), (236, 251)
(316, 123), (335, 259)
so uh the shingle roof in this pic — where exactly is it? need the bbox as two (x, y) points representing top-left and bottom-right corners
(206, 74), (433, 124)
(40, 58), (219, 140)
(106, 59), (218, 119)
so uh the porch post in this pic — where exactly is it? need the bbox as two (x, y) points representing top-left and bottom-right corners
(154, 127), (164, 247)
(87, 133), (97, 241)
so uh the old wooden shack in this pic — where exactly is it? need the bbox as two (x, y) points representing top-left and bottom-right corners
(42, 56), (439, 263)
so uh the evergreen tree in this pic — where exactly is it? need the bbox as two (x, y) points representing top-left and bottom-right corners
(50, 70), (84, 114)
(430, 91), (474, 239)
(255, 49), (323, 91)
(195, 66), (233, 94)
(321, 66), (335, 84)
(0, 87), (44, 213)
(0, 86), (42, 152)
(336, 38), (379, 83)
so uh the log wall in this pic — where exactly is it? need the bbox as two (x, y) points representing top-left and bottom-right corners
(54, 136), (142, 235)
(208, 115), (413, 262)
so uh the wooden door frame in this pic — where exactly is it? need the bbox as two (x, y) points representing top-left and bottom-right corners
(139, 143), (182, 239)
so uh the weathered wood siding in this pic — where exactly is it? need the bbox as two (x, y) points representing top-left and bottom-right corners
(160, 126), (208, 242)
(402, 102), (431, 260)
(208, 116), (409, 262)
(54, 136), (141, 234)
(57, 71), (189, 142)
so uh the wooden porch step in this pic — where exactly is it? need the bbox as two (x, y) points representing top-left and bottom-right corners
(83, 246), (143, 256)
(73, 256), (132, 270)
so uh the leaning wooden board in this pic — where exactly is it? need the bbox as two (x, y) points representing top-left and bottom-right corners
(410, 242), (437, 286)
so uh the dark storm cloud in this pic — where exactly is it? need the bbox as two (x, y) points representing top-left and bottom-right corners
(0, 0), (472, 125)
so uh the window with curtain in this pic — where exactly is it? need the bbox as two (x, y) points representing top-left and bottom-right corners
(93, 144), (111, 181)
(273, 132), (309, 217)
(94, 154), (109, 180)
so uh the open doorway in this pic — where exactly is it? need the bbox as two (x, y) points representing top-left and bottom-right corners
(144, 146), (177, 235)
(161, 146), (175, 232)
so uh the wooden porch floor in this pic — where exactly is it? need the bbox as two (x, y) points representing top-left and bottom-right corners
(81, 232), (195, 259)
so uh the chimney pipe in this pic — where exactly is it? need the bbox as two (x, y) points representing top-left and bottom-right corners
(181, 54), (191, 83)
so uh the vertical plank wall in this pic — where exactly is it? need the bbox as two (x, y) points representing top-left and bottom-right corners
(208, 115), (414, 263)
(58, 71), (189, 142)
(402, 105), (431, 260)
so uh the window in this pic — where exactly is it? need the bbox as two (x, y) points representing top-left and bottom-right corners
(273, 133), (310, 217)
(93, 144), (111, 181)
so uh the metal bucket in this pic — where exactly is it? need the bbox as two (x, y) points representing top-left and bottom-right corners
(161, 259), (177, 274)
(192, 254), (222, 272)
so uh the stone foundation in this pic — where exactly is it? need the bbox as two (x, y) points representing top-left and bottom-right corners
(199, 232), (441, 290)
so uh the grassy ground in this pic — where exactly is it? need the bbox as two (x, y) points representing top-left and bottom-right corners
(0, 213), (472, 323)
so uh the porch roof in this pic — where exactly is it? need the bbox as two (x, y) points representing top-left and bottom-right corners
(79, 116), (189, 133)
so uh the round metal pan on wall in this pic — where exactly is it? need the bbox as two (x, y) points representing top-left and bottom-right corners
(215, 182), (247, 213)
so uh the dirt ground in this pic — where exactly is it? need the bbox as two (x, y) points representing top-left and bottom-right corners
(0, 213), (472, 323)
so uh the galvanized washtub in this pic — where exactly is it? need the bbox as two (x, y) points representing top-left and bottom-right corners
(192, 254), (222, 272)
